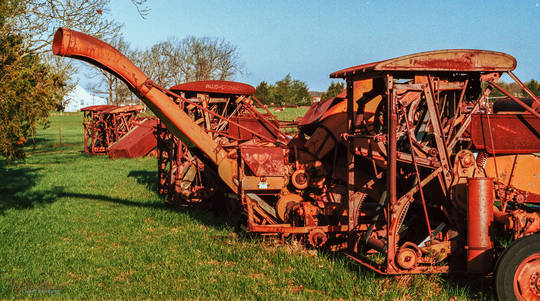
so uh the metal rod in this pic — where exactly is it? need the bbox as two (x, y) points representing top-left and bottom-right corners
(402, 107), (433, 239)
(508, 71), (540, 106)
(488, 81), (540, 119)
(251, 95), (281, 124)
(483, 109), (500, 182)
(386, 74), (397, 272)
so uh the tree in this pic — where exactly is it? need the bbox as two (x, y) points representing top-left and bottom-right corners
(254, 81), (273, 105)
(11, 0), (148, 54)
(0, 0), (66, 160)
(320, 81), (345, 101)
(268, 74), (310, 106)
(490, 79), (539, 98)
(523, 79), (540, 97)
(177, 36), (243, 82)
(253, 75), (311, 106)
(136, 36), (244, 88)
(134, 40), (177, 88)
(90, 36), (136, 105)
(10, 0), (149, 107)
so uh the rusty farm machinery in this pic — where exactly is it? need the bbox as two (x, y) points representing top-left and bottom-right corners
(81, 104), (158, 158)
(53, 28), (539, 300)
(155, 80), (289, 205)
(81, 104), (143, 155)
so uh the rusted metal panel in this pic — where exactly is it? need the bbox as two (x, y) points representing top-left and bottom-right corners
(103, 105), (144, 114)
(240, 146), (286, 177)
(241, 176), (286, 190)
(470, 113), (540, 154)
(170, 80), (255, 95)
(80, 105), (118, 111)
(298, 95), (339, 127)
(330, 50), (517, 78)
(108, 118), (158, 158)
(483, 154), (540, 199)
(228, 115), (281, 141)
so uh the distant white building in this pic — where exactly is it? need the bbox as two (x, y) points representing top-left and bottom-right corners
(64, 85), (107, 112)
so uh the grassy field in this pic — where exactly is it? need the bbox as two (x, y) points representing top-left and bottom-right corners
(0, 112), (493, 300)
(262, 106), (309, 122)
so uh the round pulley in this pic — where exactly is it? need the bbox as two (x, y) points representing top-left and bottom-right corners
(395, 242), (422, 270)
(291, 169), (309, 190)
(308, 229), (328, 248)
(276, 193), (302, 221)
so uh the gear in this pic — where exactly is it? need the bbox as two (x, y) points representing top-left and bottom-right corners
(308, 229), (327, 248)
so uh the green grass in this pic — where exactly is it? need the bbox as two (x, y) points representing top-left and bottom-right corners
(0, 112), (493, 300)
(269, 106), (309, 122)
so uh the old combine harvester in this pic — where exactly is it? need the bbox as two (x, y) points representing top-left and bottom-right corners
(53, 28), (539, 300)
(81, 104), (158, 158)
(81, 104), (143, 155)
(155, 80), (285, 204)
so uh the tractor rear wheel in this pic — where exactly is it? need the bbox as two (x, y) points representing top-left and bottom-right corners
(495, 234), (540, 300)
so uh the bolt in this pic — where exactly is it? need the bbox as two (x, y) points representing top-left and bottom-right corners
(531, 272), (540, 295)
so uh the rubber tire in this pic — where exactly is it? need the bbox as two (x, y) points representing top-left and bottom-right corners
(494, 233), (540, 300)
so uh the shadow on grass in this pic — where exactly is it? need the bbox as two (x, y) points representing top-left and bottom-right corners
(315, 249), (494, 299)
(127, 170), (158, 192)
(0, 163), (58, 215)
(24, 151), (89, 166)
(443, 273), (494, 299)
(53, 188), (493, 298)
(57, 191), (230, 229)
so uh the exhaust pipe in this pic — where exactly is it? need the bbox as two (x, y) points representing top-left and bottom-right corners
(53, 28), (238, 192)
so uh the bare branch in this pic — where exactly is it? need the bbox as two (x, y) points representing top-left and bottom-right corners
(135, 35), (245, 87)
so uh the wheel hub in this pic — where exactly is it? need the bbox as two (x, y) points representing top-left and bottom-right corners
(514, 254), (540, 300)
(531, 272), (540, 294)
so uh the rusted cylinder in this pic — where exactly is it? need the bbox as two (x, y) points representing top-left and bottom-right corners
(466, 177), (495, 274)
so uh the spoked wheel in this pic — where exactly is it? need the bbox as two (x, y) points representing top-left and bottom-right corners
(495, 234), (540, 300)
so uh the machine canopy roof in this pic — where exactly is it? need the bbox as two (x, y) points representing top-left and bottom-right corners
(170, 80), (255, 96)
(330, 49), (517, 79)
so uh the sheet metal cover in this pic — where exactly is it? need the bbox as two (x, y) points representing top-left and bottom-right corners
(299, 90), (346, 126)
(470, 113), (540, 154)
(330, 49), (517, 78)
(108, 118), (158, 158)
(103, 105), (144, 114)
(80, 105), (118, 111)
(170, 80), (255, 95)
(240, 146), (286, 177)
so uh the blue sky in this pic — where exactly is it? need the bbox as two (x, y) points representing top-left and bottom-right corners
(106, 0), (540, 92)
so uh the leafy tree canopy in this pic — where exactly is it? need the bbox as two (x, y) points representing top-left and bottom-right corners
(320, 81), (344, 101)
(254, 74), (311, 106)
(0, 0), (148, 160)
(490, 79), (540, 98)
(523, 79), (540, 97)
(0, 0), (65, 159)
(254, 81), (272, 105)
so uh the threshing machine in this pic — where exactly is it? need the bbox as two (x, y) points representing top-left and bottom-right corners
(81, 104), (144, 155)
(155, 80), (285, 204)
(53, 28), (539, 300)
